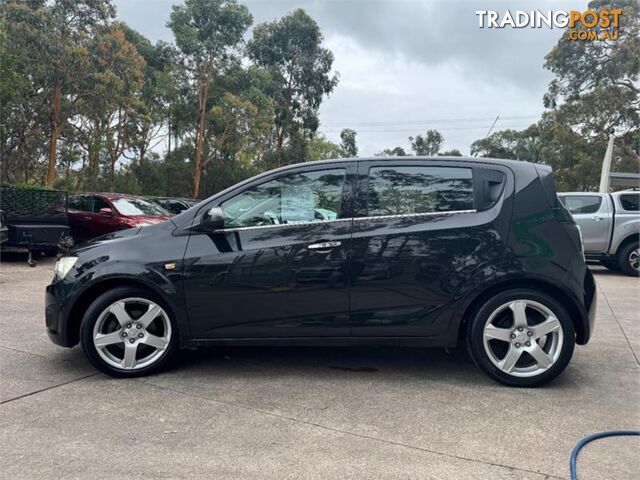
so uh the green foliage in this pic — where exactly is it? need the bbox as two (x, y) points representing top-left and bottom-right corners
(169, 0), (252, 62)
(5, 0), (633, 199)
(377, 147), (408, 157)
(308, 135), (343, 161)
(247, 9), (338, 164)
(410, 130), (443, 156)
(439, 149), (463, 157)
(471, 125), (542, 163)
(472, 0), (639, 190)
(339, 129), (358, 157)
(168, 0), (253, 197)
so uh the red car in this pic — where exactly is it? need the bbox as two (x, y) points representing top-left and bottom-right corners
(67, 193), (171, 241)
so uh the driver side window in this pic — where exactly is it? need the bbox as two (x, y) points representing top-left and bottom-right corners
(221, 168), (346, 229)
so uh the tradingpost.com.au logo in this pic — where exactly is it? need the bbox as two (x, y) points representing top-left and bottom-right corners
(475, 9), (623, 41)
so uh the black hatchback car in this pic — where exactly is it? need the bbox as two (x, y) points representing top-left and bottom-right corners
(45, 157), (596, 387)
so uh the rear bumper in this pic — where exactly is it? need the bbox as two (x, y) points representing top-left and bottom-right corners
(577, 268), (597, 345)
(585, 286), (597, 343)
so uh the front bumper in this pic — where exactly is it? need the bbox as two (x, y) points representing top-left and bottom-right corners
(45, 283), (74, 347)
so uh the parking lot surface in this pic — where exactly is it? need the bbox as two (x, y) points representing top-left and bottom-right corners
(0, 255), (638, 479)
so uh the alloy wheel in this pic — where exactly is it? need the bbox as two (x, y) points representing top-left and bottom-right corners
(629, 248), (639, 272)
(482, 300), (564, 377)
(92, 297), (172, 370)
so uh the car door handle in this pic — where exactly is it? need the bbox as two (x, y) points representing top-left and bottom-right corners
(592, 215), (603, 221)
(84, 216), (93, 220)
(308, 241), (342, 251)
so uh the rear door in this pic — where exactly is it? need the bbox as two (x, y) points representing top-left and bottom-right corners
(182, 163), (355, 339)
(349, 160), (511, 337)
(559, 194), (611, 252)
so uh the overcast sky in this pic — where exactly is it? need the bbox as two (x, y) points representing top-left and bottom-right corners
(113, 0), (588, 156)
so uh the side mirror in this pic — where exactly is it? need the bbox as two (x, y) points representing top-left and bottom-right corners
(99, 207), (113, 217)
(198, 206), (224, 231)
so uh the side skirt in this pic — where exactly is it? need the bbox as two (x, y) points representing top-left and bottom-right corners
(183, 336), (458, 349)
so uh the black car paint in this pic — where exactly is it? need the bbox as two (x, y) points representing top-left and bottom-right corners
(45, 157), (596, 350)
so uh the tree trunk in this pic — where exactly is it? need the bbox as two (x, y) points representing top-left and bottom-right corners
(110, 158), (116, 191)
(192, 74), (210, 199)
(46, 82), (62, 187)
(167, 106), (171, 158)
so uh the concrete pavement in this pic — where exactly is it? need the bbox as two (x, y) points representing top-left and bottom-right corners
(0, 255), (638, 479)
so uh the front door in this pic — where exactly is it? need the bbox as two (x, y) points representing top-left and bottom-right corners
(91, 196), (117, 237)
(183, 164), (354, 339)
(349, 160), (511, 337)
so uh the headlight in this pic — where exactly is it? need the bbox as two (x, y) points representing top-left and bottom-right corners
(54, 256), (78, 280)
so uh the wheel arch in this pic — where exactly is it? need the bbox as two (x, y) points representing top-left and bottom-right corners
(65, 277), (178, 347)
(457, 277), (588, 345)
(614, 232), (639, 256)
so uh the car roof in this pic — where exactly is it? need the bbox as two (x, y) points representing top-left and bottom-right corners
(557, 192), (603, 195)
(154, 197), (196, 202)
(268, 155), (541, 173)
(72, 192), (147, 200)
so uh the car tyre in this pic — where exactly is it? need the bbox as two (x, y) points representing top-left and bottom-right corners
(617, 242), (640, 277)
(467, 289), (575, 387)
(80, 286), (178, 377)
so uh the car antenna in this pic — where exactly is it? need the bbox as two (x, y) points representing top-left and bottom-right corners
(474, 115), (500, 157)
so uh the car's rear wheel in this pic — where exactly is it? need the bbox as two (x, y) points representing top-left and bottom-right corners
(617, 242), (640, 277)
(467, 289), (575, 387)
(80, 287), (178, 377)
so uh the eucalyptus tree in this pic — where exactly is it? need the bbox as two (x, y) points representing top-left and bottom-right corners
(544, 0), (640, 171)
(339, 128), (358, 157)
(410, 130), (443, 156)
(247, 9), (338, 164)
(168, 0), (252, 198)
(2, 0), (116, 187)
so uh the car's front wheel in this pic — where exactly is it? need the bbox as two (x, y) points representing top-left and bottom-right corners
(467, 289), (575, 387)
(80, 287), (178, 377)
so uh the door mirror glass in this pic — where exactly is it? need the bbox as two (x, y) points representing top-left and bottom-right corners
(199, 207), (225, 231)
(99, 207), (113, 217)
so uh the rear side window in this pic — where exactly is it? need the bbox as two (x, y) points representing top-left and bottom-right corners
(367, 166), (474, 216)
(68, 196), (92, 212)
(620, 194), (640, 211)
(561, 196), (602, 214)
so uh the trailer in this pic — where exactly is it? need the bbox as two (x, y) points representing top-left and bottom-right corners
(0, 185), (72, 266)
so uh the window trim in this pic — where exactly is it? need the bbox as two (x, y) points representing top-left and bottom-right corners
(353, 209), (477, 222)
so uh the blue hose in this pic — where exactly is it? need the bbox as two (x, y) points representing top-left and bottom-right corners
(570, 430), (639, 480)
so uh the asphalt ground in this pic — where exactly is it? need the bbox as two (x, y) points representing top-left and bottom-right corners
(0, 253), (638, 479)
